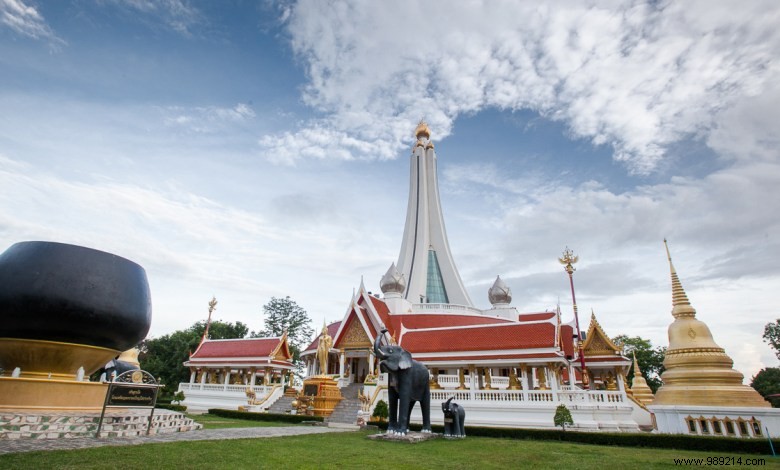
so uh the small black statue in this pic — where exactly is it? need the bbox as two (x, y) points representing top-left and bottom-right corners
(442, 396), (465, 437)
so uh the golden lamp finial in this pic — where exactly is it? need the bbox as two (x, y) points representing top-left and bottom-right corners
(558, 246), (578, 275)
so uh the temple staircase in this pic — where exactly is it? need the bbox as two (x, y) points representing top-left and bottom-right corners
(266, 395), (296, 415)
(325, 383), (363, 425)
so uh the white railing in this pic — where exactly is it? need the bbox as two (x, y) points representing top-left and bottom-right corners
(179, 383), (271, 394)
(430, 389), (627, 406)
(411, 303), (485, 315)
(435, 375), (510, 389)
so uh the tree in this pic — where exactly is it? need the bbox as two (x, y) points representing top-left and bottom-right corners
(252, 296), (314, 367)
(612, 335), (666, 393)
(763, 320), (780, 360)
(372, 399), (389, 421)
(554, 404), (574, 431)
(139, 320), (248, 397)
(751, 368), (780, 407)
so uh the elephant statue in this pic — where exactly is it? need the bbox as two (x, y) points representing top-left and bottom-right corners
(442, 397), (466, 437)
(97, 356), (139, 381)
(374, 328), (431, 435)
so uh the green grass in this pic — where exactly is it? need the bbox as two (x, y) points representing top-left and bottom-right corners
(186, 413), (294, 429)
(1, 430), (777, 469)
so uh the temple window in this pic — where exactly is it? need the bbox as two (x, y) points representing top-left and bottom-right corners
(725, 420), (735, 435)
(711, 420), (722, 435)
(699, 418), (709, 434)
(686, 417), (697, 433)
(752, 419), (762, 436)
(738, 420), (749, 436)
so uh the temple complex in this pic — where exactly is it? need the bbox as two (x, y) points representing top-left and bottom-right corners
(648, 241), (780, 436)
(297, 123), (649, 431)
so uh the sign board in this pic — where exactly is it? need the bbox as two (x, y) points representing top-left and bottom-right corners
(303, 384), (319, 396)
(96, 370), (161, 437)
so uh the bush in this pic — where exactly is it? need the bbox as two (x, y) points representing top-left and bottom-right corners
(372, 400), (388, 420)
(553, 404), (574, 431)
(367, 421), (778, 455)
(156, 404), (187, 412)
(208, 408), (324, 424)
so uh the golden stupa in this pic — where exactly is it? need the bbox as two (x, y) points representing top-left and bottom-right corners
(630, 351), (655, 406)
(651, 240), (769, 407)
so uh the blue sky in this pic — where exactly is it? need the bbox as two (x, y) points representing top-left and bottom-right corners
(2, 0), (779, 380)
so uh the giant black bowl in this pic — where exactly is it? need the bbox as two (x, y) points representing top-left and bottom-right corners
(0, 241), (152, 351)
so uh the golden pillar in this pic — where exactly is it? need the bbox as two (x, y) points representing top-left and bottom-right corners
(483, 368), (494, 390)
(457, 368), (467, 390)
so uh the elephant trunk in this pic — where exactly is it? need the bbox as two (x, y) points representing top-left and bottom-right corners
(445, 396), (453, 408)
(374, 332), (388, 359)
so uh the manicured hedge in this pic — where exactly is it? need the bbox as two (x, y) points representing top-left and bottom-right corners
(208, 408), (324, 424)
(156, 404), (187, 412)
(366, 421), (778, 455)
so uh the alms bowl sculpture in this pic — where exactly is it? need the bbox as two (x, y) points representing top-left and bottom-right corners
(0, 241), (152, 379)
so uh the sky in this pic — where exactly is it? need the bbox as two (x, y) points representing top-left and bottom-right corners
(1, 0), (779, 381)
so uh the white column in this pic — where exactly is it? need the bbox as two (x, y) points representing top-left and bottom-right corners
(616, 369), (625, 392)
(200, 370), (207, 384)
(223, 370), (231, 388)
(250, 369), (257, 387)
(189, 370), (196, 383)
(339, 351), (346, 378)
(568, 364), (576, 387)
(369, 351), (375, 374)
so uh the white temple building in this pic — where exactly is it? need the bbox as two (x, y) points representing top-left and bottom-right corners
(299, 122), (652, 432)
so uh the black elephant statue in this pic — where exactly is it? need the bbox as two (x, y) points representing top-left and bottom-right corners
(374, 328), (431, 435)
(442, 396), (466, 437)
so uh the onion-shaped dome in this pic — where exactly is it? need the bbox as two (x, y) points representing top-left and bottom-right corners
(414, 120), (431, 140)
(488, 275), (512, 306)
(380, 262), (406, 295)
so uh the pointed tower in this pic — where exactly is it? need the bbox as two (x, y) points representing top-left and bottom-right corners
(630, 351), (655, 406)
(396, 121), (472, 306)
(651, 240), (768, 407)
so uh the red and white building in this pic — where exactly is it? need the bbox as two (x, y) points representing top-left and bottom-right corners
(299, 123), (651, 431)
(179, 333), (294, 412)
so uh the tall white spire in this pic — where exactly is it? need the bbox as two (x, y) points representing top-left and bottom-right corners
(396, 121), (473, 306)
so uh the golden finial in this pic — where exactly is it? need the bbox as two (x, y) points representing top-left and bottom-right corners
(663, 239), (695, 318)
(632, 351), (642, 376)
(558, 246), (578, 275)
(208, 296), (217, 314)
(414, 120), (431, 139)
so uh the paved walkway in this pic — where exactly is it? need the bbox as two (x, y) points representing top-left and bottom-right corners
(0, 426), (356, 455)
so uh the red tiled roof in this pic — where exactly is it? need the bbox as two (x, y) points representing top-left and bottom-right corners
(368, 296), (392, 331)
(560, 324), (575, 358)
(518, 312), (556, 322)
(415, 352), (564, 362)
(400, 322), (557, 353)
(191, 337), (282, 359)
(385, 313), (511, 335)
(303, 321), (341, 352)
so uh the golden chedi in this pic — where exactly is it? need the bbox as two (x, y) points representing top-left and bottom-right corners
(652, 241), (768, 407)
(629, 352), (655, 406)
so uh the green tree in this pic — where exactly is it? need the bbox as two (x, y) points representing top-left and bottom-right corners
(139, 320), (248, 397)
(554, 404), (574, 431)
(751, 367), (780, 407)
(612, 335), (666, 393)
(252, 296), (314, 366)
(763, 320), (780, 360)
(372, 399), (389, 421)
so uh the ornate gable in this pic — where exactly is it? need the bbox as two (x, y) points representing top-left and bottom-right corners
(582, 312), (621, 356)
(270, 334), (292, 361)
(335, 313), (373, 350)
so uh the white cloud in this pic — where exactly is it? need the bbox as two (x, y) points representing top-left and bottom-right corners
(109, 0), (202, 35)
(163, 103), (257, 133)
(0, 0), (64, 45)
(262, 0), (780, 173)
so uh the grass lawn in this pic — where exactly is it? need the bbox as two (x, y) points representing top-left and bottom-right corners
(186, 413), (295, 429)
(1, 430), (777, 469)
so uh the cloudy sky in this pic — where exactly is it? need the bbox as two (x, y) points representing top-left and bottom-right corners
(2, 0), (778, 380)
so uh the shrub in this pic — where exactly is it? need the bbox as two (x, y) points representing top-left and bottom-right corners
(372, 400), (388, 420)
(553, 404), (574, 431)
(156, 404), (187, 412)
(208, 408), (323, 424)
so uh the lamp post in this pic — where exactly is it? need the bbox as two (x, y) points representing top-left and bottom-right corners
(559, 247), (588, 390)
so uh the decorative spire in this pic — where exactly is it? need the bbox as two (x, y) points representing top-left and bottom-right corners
(380, 262), (406, 295)
(632, 351), (642, 376)
(663, 239), (696, 318)
(629, 351), (655, 405)
(414, 120), (431, 140)
(200, 296), (217, 344)
(488, 275), (512, 306)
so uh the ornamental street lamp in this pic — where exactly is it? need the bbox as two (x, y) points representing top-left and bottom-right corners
(559, 247), (588, 390)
